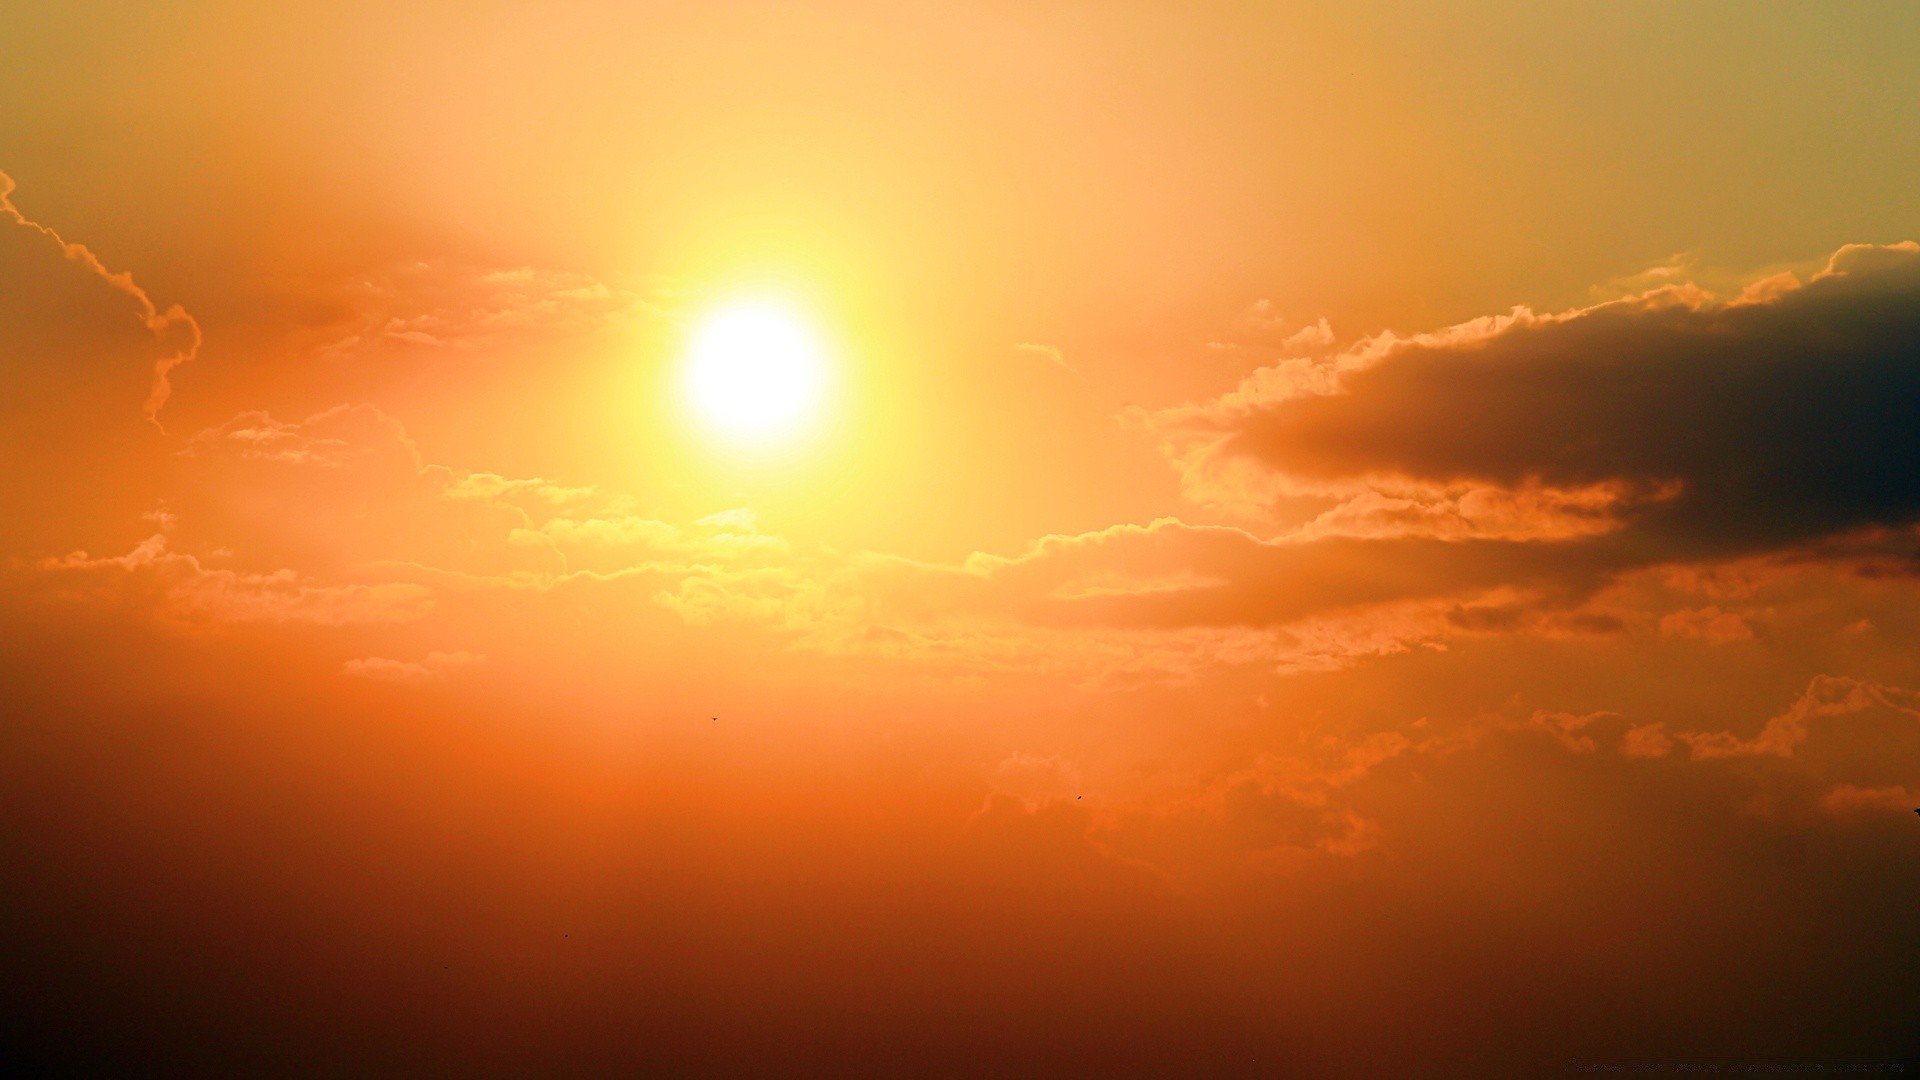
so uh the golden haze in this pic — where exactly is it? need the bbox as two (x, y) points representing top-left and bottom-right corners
(5, 2), (1920, 1074)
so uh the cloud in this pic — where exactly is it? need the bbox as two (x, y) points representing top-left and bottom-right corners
(1819, 783), (1917, 818)
(1676, 675), (1920, 761)
(1013, 342), (1072, 371)
(1141, 731), (1415, 859)
(1159, 243), (1920, 569)
(41, 533), (432, 626)
(987, 753), (1083, 809)
(940, 518), (1621, 634)
(1516, 709), (1614, 754)
(342, 650), (484, 684)
(1108, 242), (1920, 651)
(179, 404), (597, 580)
(43, 239), (1908, 691)
(1205, 304), (1336, 360)
(118, 240), (1920, 691)
(1283, 481), (1659, 543)
(0, 170), (200, 428)
(1657, 605), (1755, 643)
(630, 516), (1483, 681)
(184, 404), (423, 470)
(308, 262), (663, 362)
(1619, 723), (1674, 759)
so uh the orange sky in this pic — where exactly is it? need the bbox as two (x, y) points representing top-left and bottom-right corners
(7, 3), (1920, 1074)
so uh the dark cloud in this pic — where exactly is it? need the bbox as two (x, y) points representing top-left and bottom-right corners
(1195, 243), (1920, 563)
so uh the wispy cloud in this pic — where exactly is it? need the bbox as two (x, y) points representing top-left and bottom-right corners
(0, 169), (201, 428)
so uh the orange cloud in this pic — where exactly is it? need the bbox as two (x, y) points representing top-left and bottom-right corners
(1657, 605), (1755, 643)
(42, 533), (432, 626)
(1619, 723), (1675, 759)
(1678, 675), (1920, 760)
(342, 650), (484, 684)
(306, 262), (663, 362)
(1012, 341), (1071, 371)
(1818, 783), (1917, 818)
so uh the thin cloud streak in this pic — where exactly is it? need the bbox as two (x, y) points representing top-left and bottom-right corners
(0, 170), (201, 429)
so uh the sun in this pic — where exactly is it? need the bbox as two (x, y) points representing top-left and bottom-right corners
(681, 300), (829, 446)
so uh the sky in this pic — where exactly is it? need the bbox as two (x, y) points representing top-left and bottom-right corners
(5, 2), (1920, 1074)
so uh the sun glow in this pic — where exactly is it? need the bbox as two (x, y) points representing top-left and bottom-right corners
(683, 301), (829, 446)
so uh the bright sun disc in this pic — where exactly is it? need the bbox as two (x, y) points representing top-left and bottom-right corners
(683, 302), (828, 445)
